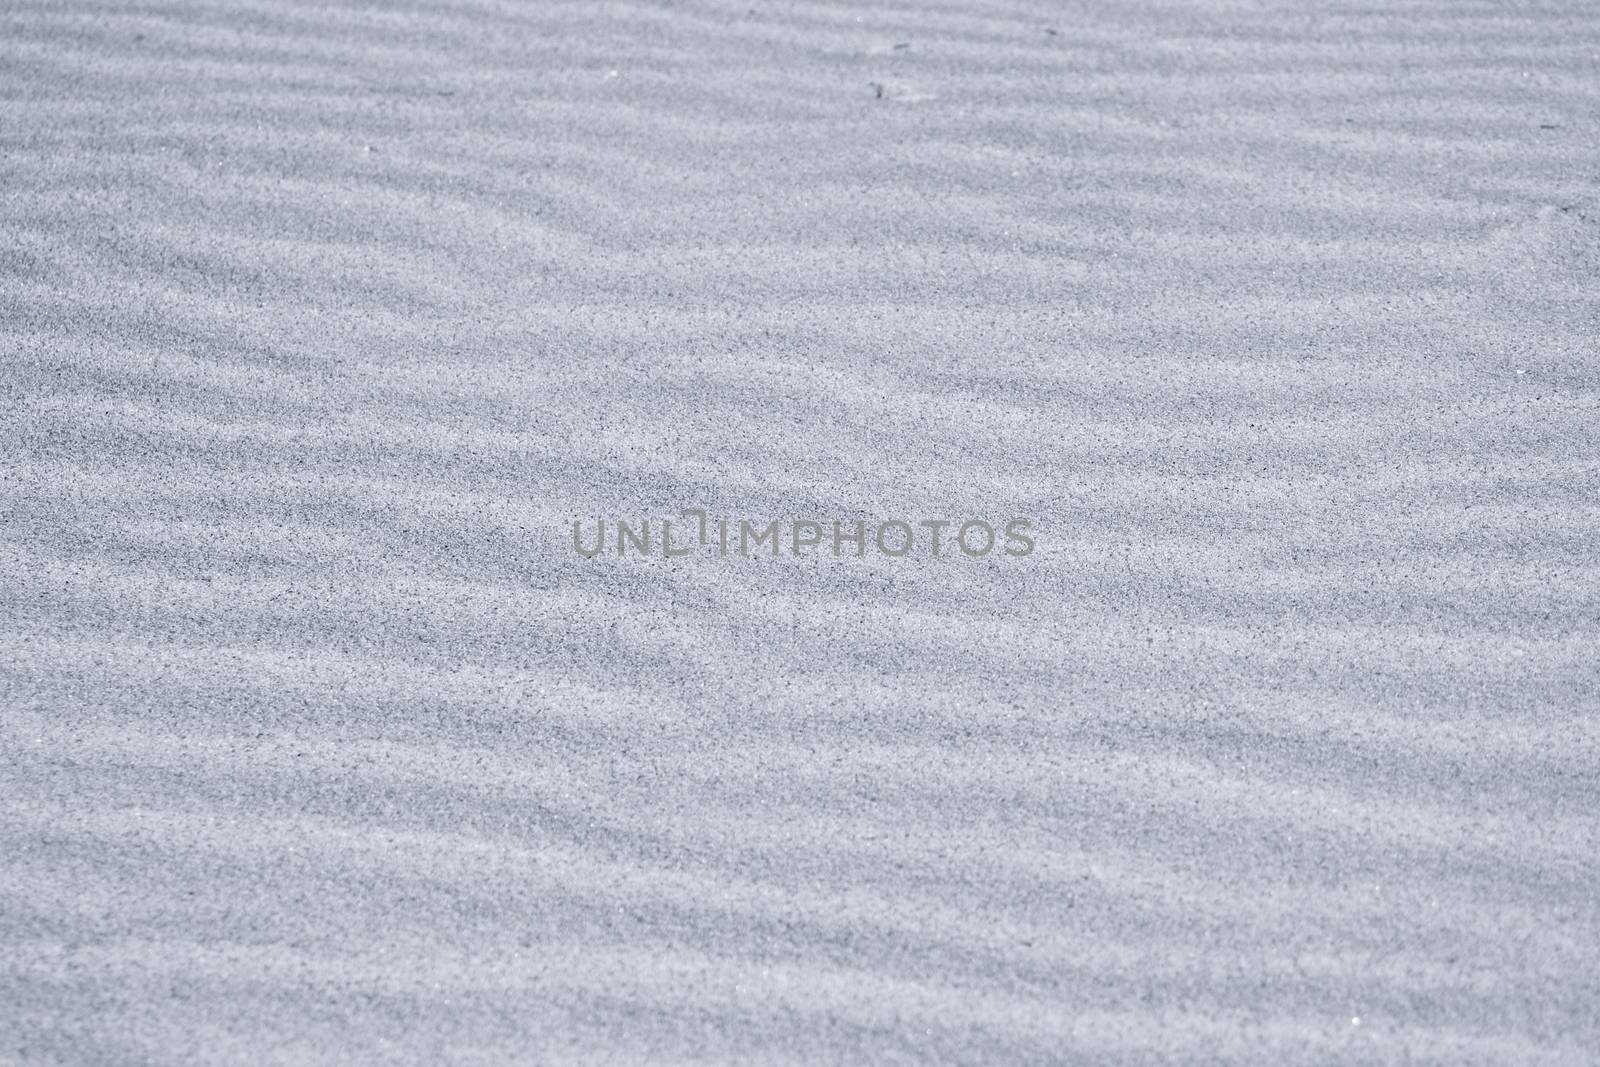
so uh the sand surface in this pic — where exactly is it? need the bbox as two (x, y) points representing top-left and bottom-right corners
(3, 0), (1598, 1063)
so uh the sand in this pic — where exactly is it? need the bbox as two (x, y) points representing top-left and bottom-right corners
(2, 0), (1598, 1062)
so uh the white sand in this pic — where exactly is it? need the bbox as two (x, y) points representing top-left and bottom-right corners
(3, 0), (1598, 1062)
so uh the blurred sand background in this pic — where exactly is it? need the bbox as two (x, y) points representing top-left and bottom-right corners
(2, 0), (1598, 1062)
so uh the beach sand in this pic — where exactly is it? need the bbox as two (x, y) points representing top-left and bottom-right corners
(2, 0), (1598, 1062)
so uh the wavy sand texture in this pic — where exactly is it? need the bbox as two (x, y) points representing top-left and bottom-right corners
(2, 0), (1598, 1063)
